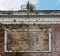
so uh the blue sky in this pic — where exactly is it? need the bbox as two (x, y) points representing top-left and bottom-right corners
(0, 0), (60, 10)
(36, 0), (60, 10)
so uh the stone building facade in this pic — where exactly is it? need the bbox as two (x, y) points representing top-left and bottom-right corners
(0, 10), (60, 56)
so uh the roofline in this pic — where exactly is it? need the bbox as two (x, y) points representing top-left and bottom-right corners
(0, 10), (60, 17)
(0, 15), (60, 18)
(0, 10), (60, 12)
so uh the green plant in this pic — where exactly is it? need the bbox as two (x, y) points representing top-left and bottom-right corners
(14, 19), (16, 22)
(36, 11), (38, 14)
(26, 1), (35, 12)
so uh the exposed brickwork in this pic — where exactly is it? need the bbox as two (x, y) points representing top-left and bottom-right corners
(0, 30), (4, 56)
(0, 24), (60, 56)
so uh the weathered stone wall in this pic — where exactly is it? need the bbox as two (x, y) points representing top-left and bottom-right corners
(0, 24), (60, 56)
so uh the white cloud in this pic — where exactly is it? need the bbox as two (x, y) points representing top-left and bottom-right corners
(56, 0), (60, 6)
(0, 0), (38, 10)
(57, 0), (60, 3)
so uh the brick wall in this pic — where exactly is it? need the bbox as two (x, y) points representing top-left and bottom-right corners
(0, 24), (60, 56)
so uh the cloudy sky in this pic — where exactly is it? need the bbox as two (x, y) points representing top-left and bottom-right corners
(0, 0), (60, 10)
